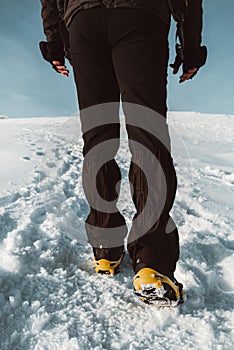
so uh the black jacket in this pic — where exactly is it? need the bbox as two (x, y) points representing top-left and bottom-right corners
(63, 1), (171, 27)
(40, 0), (206, 72)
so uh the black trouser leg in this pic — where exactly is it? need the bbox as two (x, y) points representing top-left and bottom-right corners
(108, 9), (179, 275)
(69, 8), (127, 252)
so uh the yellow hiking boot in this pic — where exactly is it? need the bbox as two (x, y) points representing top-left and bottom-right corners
(94, 247), (125, 275)
(134, 268), (184, 307)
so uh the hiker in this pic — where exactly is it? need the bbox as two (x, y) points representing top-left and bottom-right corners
(40, 0), (207, 306)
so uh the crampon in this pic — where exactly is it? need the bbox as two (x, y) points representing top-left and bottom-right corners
(134, 268), (184, 308)
(94, 252), (125, 275)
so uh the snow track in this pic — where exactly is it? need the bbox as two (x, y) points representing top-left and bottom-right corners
(0, 113), (233, 349)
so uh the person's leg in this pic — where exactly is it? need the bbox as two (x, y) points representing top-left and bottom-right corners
(109, 8), (179, 277)
(68, 7), (127, 258)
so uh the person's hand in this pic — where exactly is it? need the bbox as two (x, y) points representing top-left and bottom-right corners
(179, 67), (198, 83)
(170, 44), (207, 84)
(52, 61), (69, 76)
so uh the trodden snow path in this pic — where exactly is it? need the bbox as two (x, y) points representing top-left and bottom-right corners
(0, 113), (233, 350)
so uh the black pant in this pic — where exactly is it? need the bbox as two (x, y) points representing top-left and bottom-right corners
(69, 7), (179, 276)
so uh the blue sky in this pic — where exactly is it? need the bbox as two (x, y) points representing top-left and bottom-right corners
(0, 0), (234, 118)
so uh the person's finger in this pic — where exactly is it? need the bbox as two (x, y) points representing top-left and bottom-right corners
(52, 59), (69, 76)
(56, 65), (67, 69)
(181, 67), (197, 79)
(179, 76), (189, 83)
(188, 67), (198, 74)
(181, 73), (190, 80)
(52, 60), (61, 66)
(52, 60), (70, 76)
(59, 69), (69, 76)
(179, 67), (198, 83)
(60, 69), (69, 74)
(179, 74), (190, 83)
(59, 70), (69, 75)
(184, 72), (194, 80)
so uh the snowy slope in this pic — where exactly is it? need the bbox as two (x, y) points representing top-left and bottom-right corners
(0, 113), (233, 350)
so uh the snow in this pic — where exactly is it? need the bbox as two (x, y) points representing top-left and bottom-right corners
(0, 112), (233, 350)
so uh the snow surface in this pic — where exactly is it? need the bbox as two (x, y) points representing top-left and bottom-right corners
(0, 112), (233, 350)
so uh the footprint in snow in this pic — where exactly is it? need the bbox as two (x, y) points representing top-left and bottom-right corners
(186, 208), (201, 218)
(0, 212), (17, 241)
(0, 192), (21, 207)
(21, 156), (31, 161)
(30, 207), (46, 224)
(36, 151), (45, 157)
(45, 162), (56, 168)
